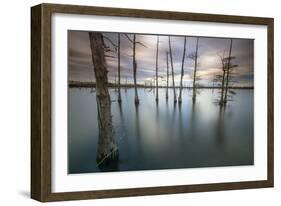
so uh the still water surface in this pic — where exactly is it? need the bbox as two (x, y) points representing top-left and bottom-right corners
(68, 88), (253, 173)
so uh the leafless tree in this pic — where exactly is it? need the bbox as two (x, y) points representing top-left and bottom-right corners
(178, 37), (187, 104)
(125, 77), (128, 93)
(88, 32), (118, 165)
(124, 34), (147, 105)
(155, 36), (159, 102)
(214, 50), (227, 105)
(166, 51), (169, 101)
(117, 33), (122, 102)
(114, 74), (117, 92)
(188, 37), (200, 101)
(168, 36), (177, 103)
(213, 39), (238, 105)
(223, 39), (233, 104)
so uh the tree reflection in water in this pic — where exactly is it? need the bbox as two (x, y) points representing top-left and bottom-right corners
(68, 88), (254, 173)
(216, 105), (226, 145)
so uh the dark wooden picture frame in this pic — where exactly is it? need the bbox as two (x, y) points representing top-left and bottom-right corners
(31, 3), (274, 202)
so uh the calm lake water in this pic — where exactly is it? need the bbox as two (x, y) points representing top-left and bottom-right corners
(68, 88), (254, 174)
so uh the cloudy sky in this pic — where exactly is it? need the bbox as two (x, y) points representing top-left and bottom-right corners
(68, 30), (254, 87)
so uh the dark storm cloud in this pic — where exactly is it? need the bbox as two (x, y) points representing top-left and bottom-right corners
(68, 30), (254, 86)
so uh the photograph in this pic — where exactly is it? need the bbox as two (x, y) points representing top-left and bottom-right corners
(67, 30), (254, 174)
(30, 3), (274, 201)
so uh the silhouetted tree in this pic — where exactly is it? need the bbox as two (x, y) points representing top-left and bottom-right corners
(124, 34), (147, 104)
(166, 51), (169, 101)
(178, 37), (187, 104)
(114, 75), (117, 92)
(117, 33), (122, 102)
(213, 39), (238, 105)
(168, 36), (177, 103)
(125, 77), (128, 93)
(132, 35), (139, 104)
(223, 39), (235, 104)
(188, 37), (200, 101)
(155, 36), (159, 102)
(213, 50), (227, 105)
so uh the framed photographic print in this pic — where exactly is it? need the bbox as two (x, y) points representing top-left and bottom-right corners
(31, 3), (274, 202)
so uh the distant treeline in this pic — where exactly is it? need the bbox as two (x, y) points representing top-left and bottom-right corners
(68, 81), (253, 89)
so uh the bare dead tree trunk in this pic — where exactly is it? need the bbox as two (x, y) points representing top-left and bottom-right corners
(220, 68), (225, 104)
(169, 36), (177, 103)
(133, 34), (139, 104)
(166, 51), (169, 101)
(117, 33), (122, 103)
(155, 36), (159, 102)
(89, 32), (118, 165)
(114, 75), (117, 92)
(178, 37), (187, 104)
(192, 37), (199, 101)
(217, 52), (227, 105)
(223, 39), (233, 104)
(219, 65), (226, 105)
(125, 77), (127, 93)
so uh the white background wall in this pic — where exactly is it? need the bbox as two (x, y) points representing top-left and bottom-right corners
(0, 0), (280, 205)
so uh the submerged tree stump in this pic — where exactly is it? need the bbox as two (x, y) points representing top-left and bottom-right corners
(89, 32), (119, 166)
